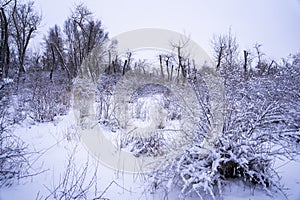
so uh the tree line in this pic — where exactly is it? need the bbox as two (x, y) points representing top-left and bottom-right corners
(0, 0), (107, 81)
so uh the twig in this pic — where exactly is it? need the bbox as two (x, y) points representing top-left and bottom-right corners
(93, 180), (132, 200)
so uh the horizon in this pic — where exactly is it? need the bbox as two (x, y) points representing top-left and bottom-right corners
(31, 0), (300, 60)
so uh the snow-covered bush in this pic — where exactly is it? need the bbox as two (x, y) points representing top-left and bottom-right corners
(0, 128), (29, 187)
(121, 134), (167, 157)
(149, 52), (300, 199)
(92, 45), (299, 198)
(149, 132), (282, 200)
(0, 82), (30, 187)
(96, 72), (122, 124)
(15, 70), (71, 123)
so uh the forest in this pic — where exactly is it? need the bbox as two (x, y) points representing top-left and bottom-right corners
(0, 0), (300, 199)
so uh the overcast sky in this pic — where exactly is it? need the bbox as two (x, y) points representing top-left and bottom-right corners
(33, 0), (300, 60)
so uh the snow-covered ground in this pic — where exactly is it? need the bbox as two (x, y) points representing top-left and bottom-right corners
(0, 111), (299, 200)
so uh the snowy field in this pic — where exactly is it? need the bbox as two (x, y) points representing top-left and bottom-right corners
(0, 111), (299, 200)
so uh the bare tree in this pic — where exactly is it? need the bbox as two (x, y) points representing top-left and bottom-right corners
(213, 34), (226, 70)
(212, 29), (239, 73)
(11, 0), (41, 76)
(170, 37), (190, 82)
(254, 43), (264, 68)
(0, 0), (12, 79)
(43, 25), (70, 80)
(254, 43), (273, 76)
(158, 53), (175, 81)
(64, 4), (108, 78)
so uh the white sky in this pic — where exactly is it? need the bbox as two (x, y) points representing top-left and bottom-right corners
(32, 0), (300, 60)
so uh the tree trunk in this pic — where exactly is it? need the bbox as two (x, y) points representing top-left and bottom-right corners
(159, 55), (164, 78)
(165, 57), (170, 81)
(0, 7), (10, 78)
(243, 50), (249, 74)
(216, 46), (223, 70)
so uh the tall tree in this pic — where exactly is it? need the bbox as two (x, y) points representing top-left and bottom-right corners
(43, 25), (69, 80)
(0, 0), (12, 79)
(11, 0), (41, 76)
(64, 4), (108, 78)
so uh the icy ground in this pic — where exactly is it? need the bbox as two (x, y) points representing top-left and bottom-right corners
(0, 111), (299, 200)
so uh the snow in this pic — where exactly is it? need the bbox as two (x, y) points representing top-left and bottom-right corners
(2, 78), (13, 85)
(0, 111), (146, 200)
(0, 110), (299, 200)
